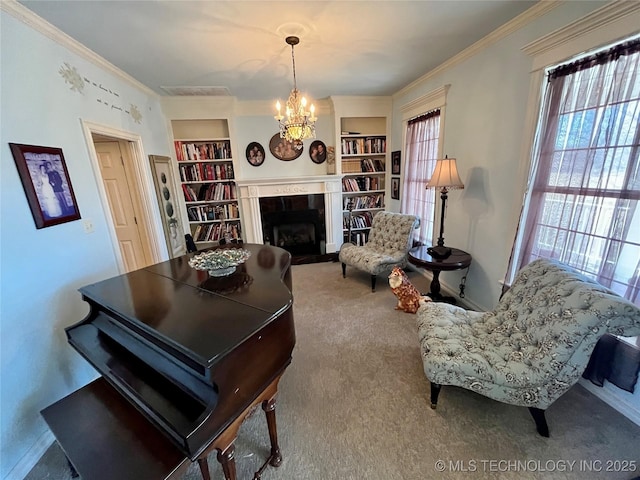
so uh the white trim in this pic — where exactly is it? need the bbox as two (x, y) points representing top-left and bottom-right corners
(504, 69), (546, 284)
(393, 1), (562, 99)
(80, 120), (166, 273)
(400, 85), (450, 121)
(3, 429), (54, 480)
(1, 0), (158, 98)
(236, 176), (343, 253)
(579, 379), (640, 427)
(406, 265), (483, 313)
(523, 2), (640, 70)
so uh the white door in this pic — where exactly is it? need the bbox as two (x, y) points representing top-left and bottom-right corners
(95, 141), (152, 271)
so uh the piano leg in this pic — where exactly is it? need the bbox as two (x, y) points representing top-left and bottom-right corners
(196, 374), (285, 480)
(253, 394), (283, 480)
(217, 445), (237, 480)
(197, 457), (211, 480)
(263, 397), (282, 467)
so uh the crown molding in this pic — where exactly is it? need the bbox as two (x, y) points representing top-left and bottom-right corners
(400, 85), (450, 120)
(328, 95), (393, 117)
(1, 0), (158, 98)
(522, 1), (640, 69)
(393, 0), (563, 99)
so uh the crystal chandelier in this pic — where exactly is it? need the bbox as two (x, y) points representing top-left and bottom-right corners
(274, 36), (317, 148)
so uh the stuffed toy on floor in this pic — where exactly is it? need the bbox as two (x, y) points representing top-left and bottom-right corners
(388, 266), (431, 314)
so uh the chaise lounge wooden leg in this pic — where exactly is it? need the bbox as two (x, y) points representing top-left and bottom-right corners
(342, 263), (346, 278)
(371, 275), (376, 292)
(528, 407), (549, 437)
(430, 383), (441, 409)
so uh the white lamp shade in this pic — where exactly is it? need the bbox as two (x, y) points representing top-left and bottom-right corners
(426, 157), (464, 189)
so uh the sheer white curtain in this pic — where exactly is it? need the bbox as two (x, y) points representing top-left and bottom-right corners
(510, 38), (640, 305)
(400, 110), (441, 245)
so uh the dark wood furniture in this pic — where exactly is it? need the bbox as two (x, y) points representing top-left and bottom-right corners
(41, 244), (295, 480)
(408, 245), (472, 302)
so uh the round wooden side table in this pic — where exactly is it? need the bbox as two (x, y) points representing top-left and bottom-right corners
(408, 246), (472, 303)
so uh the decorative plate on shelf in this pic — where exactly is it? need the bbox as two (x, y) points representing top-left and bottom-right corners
(269, 133), (303, 161)
(188, 248), (252, 277)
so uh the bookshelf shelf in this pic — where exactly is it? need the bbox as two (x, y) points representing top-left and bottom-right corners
(171, 120), (242, 246)
(339, 117), (388, 245)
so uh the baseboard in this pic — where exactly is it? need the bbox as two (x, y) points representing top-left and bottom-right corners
(579, 379), (640, 427)
(407, 265), (484, 312)
(3, 429), (54, 480)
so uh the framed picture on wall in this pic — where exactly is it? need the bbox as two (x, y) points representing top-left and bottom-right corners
(246, 142), (265, 167)
(9, 143), (81, 229)
(391, 177), (400, 200)
(391, 150), (401, 175)
(309, 140), (327, 164)
(269, 133), (303, 161)
(149, 154), (186, 258)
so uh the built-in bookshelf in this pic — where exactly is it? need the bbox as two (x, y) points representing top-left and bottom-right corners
(340, 116), (387, 245)
(172, 120), (242, 247)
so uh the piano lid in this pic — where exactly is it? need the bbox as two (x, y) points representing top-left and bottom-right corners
(78, 244), (292, 368)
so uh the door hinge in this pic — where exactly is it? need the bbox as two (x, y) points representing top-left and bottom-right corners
(134, 216), (138, 225)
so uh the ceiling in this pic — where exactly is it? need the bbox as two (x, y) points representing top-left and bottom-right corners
(19, 0), (538, 101)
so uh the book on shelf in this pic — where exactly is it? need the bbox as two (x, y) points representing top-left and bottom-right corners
(191, 182), (236, 202)
(347, 231), (368, 246)
(193, 220), (242, 243)
(186, 203), (240, 222)
(343, 211), (375, 230)
(343, 194), (384, 210)
(174, 141), (231, 162)
(341, 176), (382, 192)
(341, 137), (386, 155)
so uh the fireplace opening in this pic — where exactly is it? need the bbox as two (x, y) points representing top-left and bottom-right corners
(260, 195), (326, 256)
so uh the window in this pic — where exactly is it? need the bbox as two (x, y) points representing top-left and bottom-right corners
(400, 110), (441, 245)
(510, 38), (640, 305)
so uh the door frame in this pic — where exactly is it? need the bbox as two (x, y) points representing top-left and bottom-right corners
(81, 120), (165, 272)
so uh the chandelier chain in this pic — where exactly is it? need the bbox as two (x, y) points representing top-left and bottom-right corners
(291, 43), (297, 91)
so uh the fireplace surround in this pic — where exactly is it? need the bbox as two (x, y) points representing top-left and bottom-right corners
(235, 176), (343, 254)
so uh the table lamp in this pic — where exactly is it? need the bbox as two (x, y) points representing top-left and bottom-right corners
(425, 156), (464, 259)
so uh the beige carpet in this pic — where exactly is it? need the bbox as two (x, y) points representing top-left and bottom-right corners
(27, 262), (640, 480)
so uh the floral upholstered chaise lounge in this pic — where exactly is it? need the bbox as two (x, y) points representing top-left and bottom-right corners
(415, 258), (640, 436)
(339, 211), (419, 292)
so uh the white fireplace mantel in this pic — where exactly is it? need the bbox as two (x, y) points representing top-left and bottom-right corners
(236, 175), (343, 253)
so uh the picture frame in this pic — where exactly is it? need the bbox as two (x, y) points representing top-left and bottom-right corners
(309, 140), (327, 164)
(9, 143), (81, 229)
(391, 177), (400, 200)
(149, 154), (186, 258)
(391, 150), (401, 175)
(245, 142), (265, 167)
(269, 133), (303, 161)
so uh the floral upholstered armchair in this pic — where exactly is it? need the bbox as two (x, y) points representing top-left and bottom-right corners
(416, 258), (640, 436)
(339, 211), (419, 292)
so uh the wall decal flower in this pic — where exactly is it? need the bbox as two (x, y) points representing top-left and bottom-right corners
(59, 62), (85, 93)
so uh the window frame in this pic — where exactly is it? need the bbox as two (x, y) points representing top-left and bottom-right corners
(505, 2), (640, 285)
(398, 85), (449, 245)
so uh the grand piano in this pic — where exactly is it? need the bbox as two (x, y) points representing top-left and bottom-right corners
(41, 244), (295, 480)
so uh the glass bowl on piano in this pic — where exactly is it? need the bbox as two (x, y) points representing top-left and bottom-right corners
(188, 247), (252, 277)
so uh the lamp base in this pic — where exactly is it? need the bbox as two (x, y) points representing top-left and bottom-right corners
(427, 245), (452, 260)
